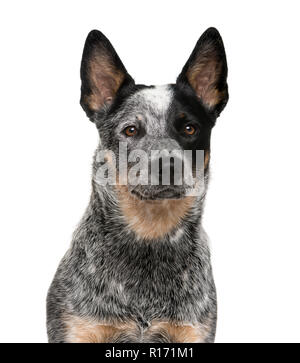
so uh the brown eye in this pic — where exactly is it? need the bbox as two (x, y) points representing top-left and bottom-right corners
(124, 126), (137, 137)
(184, 125), (196, 135)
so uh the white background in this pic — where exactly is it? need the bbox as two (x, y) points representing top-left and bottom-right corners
(0, 0), (299, 343)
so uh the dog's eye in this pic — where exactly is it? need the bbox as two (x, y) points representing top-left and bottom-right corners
(124, 126), (137, 137)
(184, 125), (196, 135)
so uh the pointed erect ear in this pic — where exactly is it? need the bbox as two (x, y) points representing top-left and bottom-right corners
(177, 27), (228, 117)
(80, 30), (135, 120)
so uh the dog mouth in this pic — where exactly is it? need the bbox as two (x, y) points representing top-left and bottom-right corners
(130, 186), (186, 200)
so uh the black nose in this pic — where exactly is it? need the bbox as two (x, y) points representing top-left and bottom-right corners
(157, 157), (181, 185)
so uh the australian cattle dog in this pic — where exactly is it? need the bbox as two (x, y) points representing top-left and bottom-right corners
(47, 27), (229, 343)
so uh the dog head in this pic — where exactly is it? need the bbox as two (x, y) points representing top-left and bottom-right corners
(80, 28), (228, 200)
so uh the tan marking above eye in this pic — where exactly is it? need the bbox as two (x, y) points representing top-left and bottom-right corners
(124, 126), (137, 137)
(184, 125), (196, 135)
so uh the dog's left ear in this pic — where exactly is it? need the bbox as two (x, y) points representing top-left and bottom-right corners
(80, 30), (135, 120)
(177, 27), (228, 118)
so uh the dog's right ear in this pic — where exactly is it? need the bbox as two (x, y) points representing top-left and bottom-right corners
(80, 30), (135, 120)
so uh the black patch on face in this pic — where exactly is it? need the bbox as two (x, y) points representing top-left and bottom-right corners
(165, 84), (213, 168)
